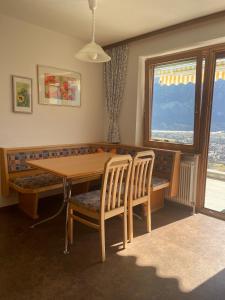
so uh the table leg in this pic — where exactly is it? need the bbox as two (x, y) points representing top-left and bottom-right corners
(30, 177), (70, 229)
(64, 177), (72, 255)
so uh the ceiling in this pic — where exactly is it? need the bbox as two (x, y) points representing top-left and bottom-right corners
(1, 0), (225, 46)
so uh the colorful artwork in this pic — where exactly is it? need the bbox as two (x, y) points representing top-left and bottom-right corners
(12, 76), (32, 113)
(38, 66), (81, 107)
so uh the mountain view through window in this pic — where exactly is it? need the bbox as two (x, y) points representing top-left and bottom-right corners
(151, 59), (196, 144)
(150, 58), (225, 170)
(208, 58), (225, 172)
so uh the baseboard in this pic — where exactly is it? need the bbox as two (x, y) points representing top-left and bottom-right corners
(0, 203), (18, 212)
(0, 194), (18, 208)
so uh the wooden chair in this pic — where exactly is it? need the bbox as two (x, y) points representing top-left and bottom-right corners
(128, 150), (155, 242)
(67, 155), (132, 262)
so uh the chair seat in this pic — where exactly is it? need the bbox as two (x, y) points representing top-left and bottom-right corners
(10, 173), (62, 190)
(70, 190), (102, 212)
(70, 190), (124, 212)
(70, 177), (169, 212)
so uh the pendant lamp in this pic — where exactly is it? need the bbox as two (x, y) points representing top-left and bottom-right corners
(75, 0), (111, 63)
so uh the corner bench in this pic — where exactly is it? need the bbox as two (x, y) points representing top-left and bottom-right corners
(0, 143), (180, 219)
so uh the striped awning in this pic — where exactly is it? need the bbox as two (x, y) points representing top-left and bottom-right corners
(155, 59), (225, 86)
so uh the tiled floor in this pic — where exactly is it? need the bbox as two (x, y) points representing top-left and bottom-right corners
(0, 198), (225, 300)
(205, 178), (225, 213)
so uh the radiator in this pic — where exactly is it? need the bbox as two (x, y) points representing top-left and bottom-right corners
(167, 155), (199, 213)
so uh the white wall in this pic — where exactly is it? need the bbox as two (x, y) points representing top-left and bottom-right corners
(119, 16), (225, 146)
(0, 14), (105, 206)
(0, 14), (104, 147)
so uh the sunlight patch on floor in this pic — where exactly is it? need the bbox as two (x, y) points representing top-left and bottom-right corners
(116, 214), (225, 293)
(205, 178), (225, 213)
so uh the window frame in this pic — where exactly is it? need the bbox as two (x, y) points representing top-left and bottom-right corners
(144, 50), (205, 153)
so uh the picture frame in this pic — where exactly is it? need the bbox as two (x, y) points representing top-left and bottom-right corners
(37, 65), (81, 107)
(12, 76), (32, 113)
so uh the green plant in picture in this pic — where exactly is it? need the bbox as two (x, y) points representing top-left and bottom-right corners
(16, 82), (30, 107)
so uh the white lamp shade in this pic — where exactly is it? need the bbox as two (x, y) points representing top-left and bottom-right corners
(75, 42), (111, 63)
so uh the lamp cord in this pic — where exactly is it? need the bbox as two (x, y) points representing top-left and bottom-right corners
(91, 8), (96, 42)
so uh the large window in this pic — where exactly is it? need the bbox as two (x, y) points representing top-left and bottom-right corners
(144, 51), (204, 152)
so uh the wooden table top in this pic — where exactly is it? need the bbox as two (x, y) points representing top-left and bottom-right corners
(27, 152), (115, 179)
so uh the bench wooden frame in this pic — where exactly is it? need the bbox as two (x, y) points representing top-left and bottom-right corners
(0, 143), (181, 219)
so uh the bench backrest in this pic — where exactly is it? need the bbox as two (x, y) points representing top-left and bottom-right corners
(0, 144), (94, 196)
(6, 145), (98, 173)
(0, 143), (180, 197)
(92, 143), (180, 197)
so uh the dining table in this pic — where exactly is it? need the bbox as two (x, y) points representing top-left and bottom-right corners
(27, 152), (116, 253)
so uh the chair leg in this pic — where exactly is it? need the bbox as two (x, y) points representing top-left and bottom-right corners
(100, 220), (106, 262)
(128, 205), (133, 243)
(123, 209), (127, 249)
(68, 208), (74, 245)
(146, 197), (151, 233)
(64, 202), (70, 254)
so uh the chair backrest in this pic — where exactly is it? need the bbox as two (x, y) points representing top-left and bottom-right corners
(129, 151), (155, 201)
(100, 155), (132, 213)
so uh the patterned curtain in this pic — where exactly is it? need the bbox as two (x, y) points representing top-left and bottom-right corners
(104, 44), (129, 143)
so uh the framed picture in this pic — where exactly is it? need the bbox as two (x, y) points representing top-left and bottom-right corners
(37, 65), (81, 107)
(12, 76), (32, 113)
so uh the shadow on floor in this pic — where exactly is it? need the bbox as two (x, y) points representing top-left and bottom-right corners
(188, 268), (225, 300)
(0, 198), (224, 299)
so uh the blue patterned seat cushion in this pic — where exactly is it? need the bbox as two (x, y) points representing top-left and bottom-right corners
(11, 174), (168, 192)
(10, 173), (62, 190)
(152, 177), (169, 188)
(70, 190), (102, 212)
(70, 189), (125, 212)
(70, 178), (169, 212)
(152, 150), (174, 178)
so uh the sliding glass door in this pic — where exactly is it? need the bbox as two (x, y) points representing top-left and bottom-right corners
(204, 55), (225, 215)
(144, 44), (225, 219)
